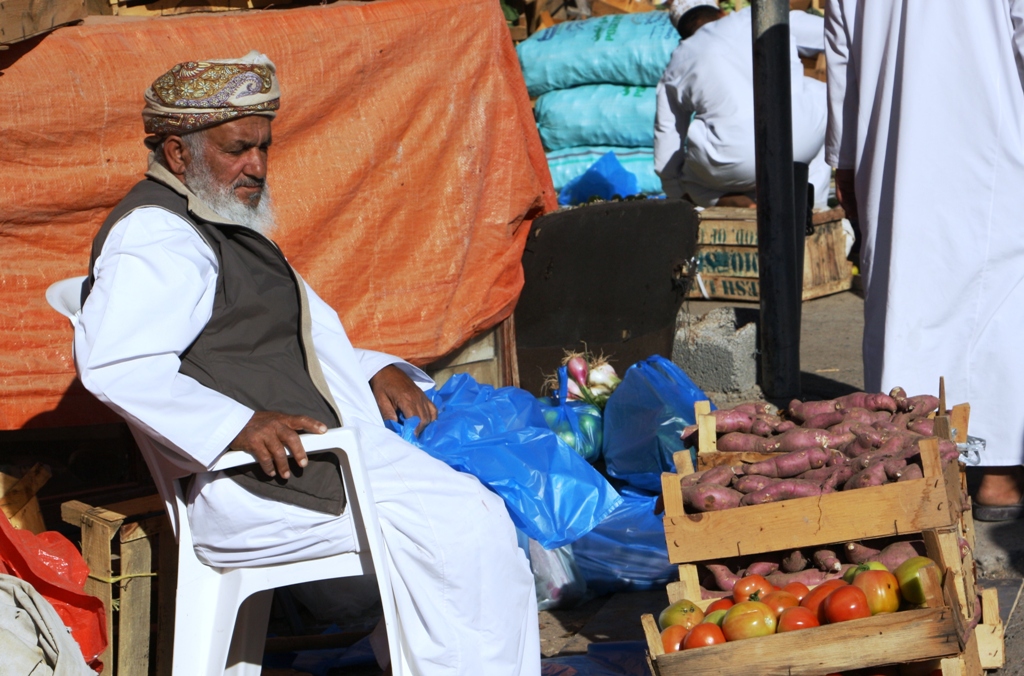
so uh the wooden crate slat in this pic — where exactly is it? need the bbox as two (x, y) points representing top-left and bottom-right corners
(0, 0), (86, 44)
(651, 608), (960, 676)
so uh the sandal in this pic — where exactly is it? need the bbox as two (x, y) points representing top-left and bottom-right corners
(973, 500), (1024, 522)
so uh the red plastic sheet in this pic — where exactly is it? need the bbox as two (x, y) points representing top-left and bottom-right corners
(0, 511), (108, 671)
(0, 0), (556, 430)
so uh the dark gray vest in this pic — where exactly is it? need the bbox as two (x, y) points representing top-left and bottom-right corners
(86, 178), (346, 514)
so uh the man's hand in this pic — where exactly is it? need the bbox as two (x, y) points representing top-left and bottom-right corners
(835, 168), (858, 222)
(229, 411), (327, 479)
(370, 364), (438, 434)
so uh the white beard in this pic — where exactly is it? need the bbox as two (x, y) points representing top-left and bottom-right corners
(184, 157), (277, 235)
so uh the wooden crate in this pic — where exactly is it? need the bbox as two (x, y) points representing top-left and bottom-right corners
(688, 206), (853, 301)
(106, 0), (280, 18)
(0, 0), (86, 45)
(62, 494), (174, 676)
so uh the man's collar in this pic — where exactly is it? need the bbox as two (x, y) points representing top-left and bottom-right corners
(145, 153), (243, 227)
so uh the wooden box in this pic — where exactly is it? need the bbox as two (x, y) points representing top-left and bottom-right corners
(0, 0), (86, 45)
(687, 206), (853, 302)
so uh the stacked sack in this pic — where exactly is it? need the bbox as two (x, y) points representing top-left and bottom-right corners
(516, 12), (681, 199)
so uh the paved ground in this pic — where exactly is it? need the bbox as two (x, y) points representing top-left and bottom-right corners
(539, 290), (1024, 673)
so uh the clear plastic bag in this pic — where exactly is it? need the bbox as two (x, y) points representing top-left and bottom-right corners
(538, 367), (604, 463)
(529, 539), (587, 611)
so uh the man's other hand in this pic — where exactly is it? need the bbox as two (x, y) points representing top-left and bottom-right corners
(835, 168), (858, 221)
(370, 364), (438, 434)
(229, 411), (327, 479)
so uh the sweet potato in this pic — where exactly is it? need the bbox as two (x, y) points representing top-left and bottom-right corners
(812, 549), (842, 573)
(698, 464), (740, 486)
(781, 549), (808, 573)
(870, 540), (926, 571)
(740, 479), (822, 505)
(872, 420), (902, 433)
(773, 428), (834, 452)
(732, 402), (780, 417)
(679, 469), (709, 488)
(826, 431), (857, 450)
(706, 563), (741, 591)
(683, 485), (742, 512)
(750, 414), (787, 437)
(903, 394), (940, 416)
(826, 450), (848, 467)
(716, 432), (764, 453)
(882, 457), (908, 481)
(889, 386), (908, 410)
(743, 448), (830, 478)
(821, 465), (856, 493)
(745, 561), (779, 577)
(891, 411), (915, 429)
(766, 568), (842, 588)
(700, 587), (733, 600)
(787, 399), (839, 423)
(843, 461), (889, 490)
(834, 392), (898, 413)
(896, 463), (923, 482)
(907, 418), (935, 436)
(797, 465), (839, 484)
(775, 420), (797, 433)
(844, 542), (881, 564)
(802, 410), (847, 429)
(733, 474), (780, 494)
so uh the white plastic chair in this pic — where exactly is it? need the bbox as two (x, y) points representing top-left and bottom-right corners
(47, 276), (410, 675)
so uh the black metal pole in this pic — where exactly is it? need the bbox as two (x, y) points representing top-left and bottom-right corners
(752, 0), (801, 399)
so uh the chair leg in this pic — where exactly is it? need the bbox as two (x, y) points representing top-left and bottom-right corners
(224, 590), (273, 676)
(172, 568), (242, 676)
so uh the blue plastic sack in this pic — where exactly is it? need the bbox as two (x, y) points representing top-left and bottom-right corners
(559, 152), (639, 206)
(387, 374), (622, 549)
(571, 486), (676, 595)
(602, 355), (713, 492)
(546, 146), (662, 194)
(538, 366), (603, 462)
(542, 641), (651, 676)
(535, 85), (656, 151)
(517, 12), (680, 97)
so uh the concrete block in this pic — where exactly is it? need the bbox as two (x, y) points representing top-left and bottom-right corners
(672, 307), (757, 394)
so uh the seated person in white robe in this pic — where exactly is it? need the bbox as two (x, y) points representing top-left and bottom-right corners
(73, 52), (540, 676)
(655, 0), (830, 209)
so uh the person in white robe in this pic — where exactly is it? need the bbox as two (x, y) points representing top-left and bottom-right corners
(825, 0), (1024, 520)
(74, 52), (541, 673)
(655, 0), (830, 209)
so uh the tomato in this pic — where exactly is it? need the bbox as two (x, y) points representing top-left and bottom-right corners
(821, 584), (872, 623)
(706, 598), (734, 614)
(702, 609), (728, 626)
(799, 579), (847, 616)
(852, 569), (900, 615)
(660, 624), (689, 653)
(721, 601), (777, 641)
(782, 581), (810, 601)
(894, 556), (939, 605)
(776, 606), (820, 632)
(760, 590), (799, 618)
(682, 622), (726, 649)
(732, 574), (774, 603)
(842, 560), (889, 583)
(658, 599), (705, 631)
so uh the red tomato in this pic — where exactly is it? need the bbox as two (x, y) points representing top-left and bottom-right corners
(760, 590), (800, 618)
(799, 579), (847, 616)
(776, 606), (820, 633)
(721, 601), (777, 641)
(706, 598), (734, 614)
(821, 584), (872, 624)
(732, 574), (774, 603)
(660, 624), (689, 653)
(682, 623), (726, 649)
(782, 581), (810, 601)
(852, 569), (900, 615)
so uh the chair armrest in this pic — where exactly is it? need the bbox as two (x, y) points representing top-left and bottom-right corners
(207, 427), (356, 472)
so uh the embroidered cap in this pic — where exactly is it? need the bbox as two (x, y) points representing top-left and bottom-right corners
(142, 50), (280, 141)
(669, 0), (719, 28)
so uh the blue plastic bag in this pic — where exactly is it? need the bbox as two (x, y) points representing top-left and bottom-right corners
(516, 12), (680, 97)
(535, 85), (656, 151)
(559, 152), (640, 206)
(537, 367), (603, 462)
(542, 641), (651, 676)
(602, 355), (713, 492)
(546, 146), (663, 194)
(387, 374), (622, 549)
(571, 486), (676, 595)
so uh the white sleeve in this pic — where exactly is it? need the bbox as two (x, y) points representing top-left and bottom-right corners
(790, 10), (825, 57)
(824, 0), (857, 169)
(1008, 0), (1024, 93)
(654, 78), (691, 200)
(74, 208), (255, 468)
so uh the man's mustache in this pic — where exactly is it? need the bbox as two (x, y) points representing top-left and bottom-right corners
(235, 177), (266, 190)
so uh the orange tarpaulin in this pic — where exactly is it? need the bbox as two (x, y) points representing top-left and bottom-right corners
(0, 0), (556, 430)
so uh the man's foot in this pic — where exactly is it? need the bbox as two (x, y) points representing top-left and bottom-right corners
(974, 466), (1024, 522)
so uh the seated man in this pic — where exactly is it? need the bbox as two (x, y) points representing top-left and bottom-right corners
(655, 0), (830, 208)
(74, 51), (540, 675)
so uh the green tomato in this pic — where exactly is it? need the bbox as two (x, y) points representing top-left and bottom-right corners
(894, 556), (939, 605)
(541, 408), (560, 429)
(842, 560), (889, 583)
(702, 609), (728, 626)
(556, 429), (578, 449)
